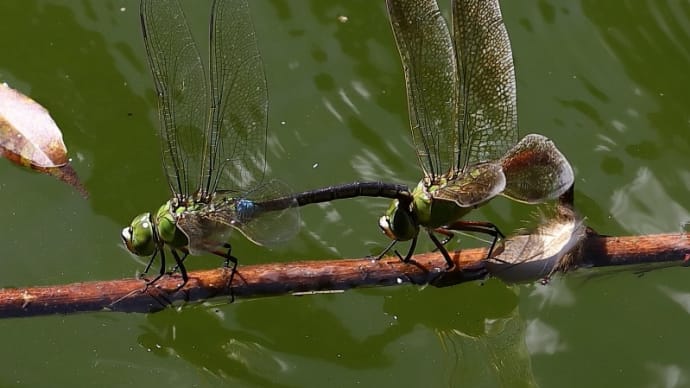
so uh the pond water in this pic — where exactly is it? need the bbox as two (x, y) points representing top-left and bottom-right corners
(0, 1), (688, 386)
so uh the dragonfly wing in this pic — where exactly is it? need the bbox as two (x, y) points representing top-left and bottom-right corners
(178, 180), (300, 253)
(235, 179), (301, 246)
(433, 162), (505, 207)
(205, 0), (268, 194)
(176, 210), (234, 256)
(453, 0), (518, 169)
(501, 134), (574, 204)
(140, 0), (208, 197)
(387, 0), (458, 179)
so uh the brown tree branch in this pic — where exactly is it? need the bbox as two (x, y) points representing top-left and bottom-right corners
(0, 232), (687, 318)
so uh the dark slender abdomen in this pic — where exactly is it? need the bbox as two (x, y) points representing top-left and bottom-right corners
(256, 181), (411, 211)
(294, 181), (410, 206)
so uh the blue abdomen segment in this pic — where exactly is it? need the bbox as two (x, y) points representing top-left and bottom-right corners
(236, 198), (258, 223)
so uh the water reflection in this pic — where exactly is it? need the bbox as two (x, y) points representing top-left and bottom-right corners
(136, 280), (533, 385)
(525, 318), (567, 355)
(611, 167), (690, 235)
(581, 1), (690, 143)
(141, 307), (296, 387)
(439, 308), (538, 387)
(266, 1), (414, 178)
(659, 285), (690, 315)
(645, 363), (687, 388)
(582, 0), (690, 199)
(557, 96), (606, 128)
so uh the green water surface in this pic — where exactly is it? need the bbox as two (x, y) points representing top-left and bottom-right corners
(0, 1), (689, 387)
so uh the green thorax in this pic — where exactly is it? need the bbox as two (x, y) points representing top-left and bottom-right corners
(154, 200), (190, 249)
(412, 179), (472, 229)
(154, 193), (241, 249)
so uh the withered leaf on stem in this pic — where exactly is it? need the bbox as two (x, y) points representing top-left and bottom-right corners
(0, 83), (88, 198)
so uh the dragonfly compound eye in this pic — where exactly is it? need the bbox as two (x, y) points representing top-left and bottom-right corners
(379, 210), (418, 241)
(379, 215), (396, 240)
(122, 213), (156, 256)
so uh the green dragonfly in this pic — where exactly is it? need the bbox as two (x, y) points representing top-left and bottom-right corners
(122, 0), (414, 288)
(120, 0), (305, 287)
(378, 0), (574, 268)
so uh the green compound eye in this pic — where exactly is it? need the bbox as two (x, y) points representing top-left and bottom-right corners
(379, 199), (418, 242)
(121, 213), (155, 257)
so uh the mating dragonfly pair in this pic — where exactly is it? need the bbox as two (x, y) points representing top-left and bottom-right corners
(121, 0), (574, 289)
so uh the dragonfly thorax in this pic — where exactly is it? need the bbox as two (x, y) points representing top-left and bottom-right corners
(155, 200), (189, 249)
(422, 173), (454, 189)
(418, 178), (478, 228)
(379, 178), (477, 241)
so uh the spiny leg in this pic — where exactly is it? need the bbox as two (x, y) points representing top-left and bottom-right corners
(431, 228), (455, 249)
(142, 249), (158, 275)
(427, 230), (454, 269)
(221, 243), (239, 271)
(145, 248), (167, 286)
(375, 239), (399, 260)
(376, 234), (419, 263)
(170, 249), (189, 291)
(169, 249), (190, 273)
(444, 220), (505, 259)
(394, 234), (418, 263)
(375, 235), (420, 264)
(216, 243), (238, 303)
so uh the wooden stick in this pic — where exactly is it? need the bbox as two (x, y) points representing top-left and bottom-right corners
(0, 232), (687, 318)
(583, 232), (690, 267)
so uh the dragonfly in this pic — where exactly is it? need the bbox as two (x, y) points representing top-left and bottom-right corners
(122, 0), (414, 289)
(378, 0), (575, 269)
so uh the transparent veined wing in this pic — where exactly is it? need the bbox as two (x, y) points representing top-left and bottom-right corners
(205, 0), (268, 195)
(387, 0), (459, 180)
(432, 162), (505, 207)
(140, 0), (208, 197)
(176, 180), (300, 254)
(230, 180), (300, 247)
(453, 0), (518, 170)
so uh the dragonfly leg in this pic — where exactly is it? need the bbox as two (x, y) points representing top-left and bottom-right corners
(170, 249), (189, 291)
(394, 234), (418, 263)
(141, 248), (158, 276)
(221, 243), (239, 270)
(430, 228), (455, 250)
(374, 235), (418, 264)
(220, 243), (238, 303)
(145, 248), (166, 286)
(444, 220), (505, 259)
(375, 239), (398, 260)
(427, 230), (454, 269)
(169, 249), (189, 273)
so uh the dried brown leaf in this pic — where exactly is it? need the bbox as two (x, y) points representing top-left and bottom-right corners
(0, 83), (88, 197)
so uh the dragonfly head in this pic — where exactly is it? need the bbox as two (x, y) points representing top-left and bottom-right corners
(121, 213), (156, 256)
(378, 199), (418, 241)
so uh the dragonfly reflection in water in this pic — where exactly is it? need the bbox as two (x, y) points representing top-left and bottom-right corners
(378, 0), (575, 269)
(122, 0), (414, 289)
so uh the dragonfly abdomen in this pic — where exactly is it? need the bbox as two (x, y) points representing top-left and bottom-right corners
(235, 198), (259, 223)
(293, 181), (411, 206)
